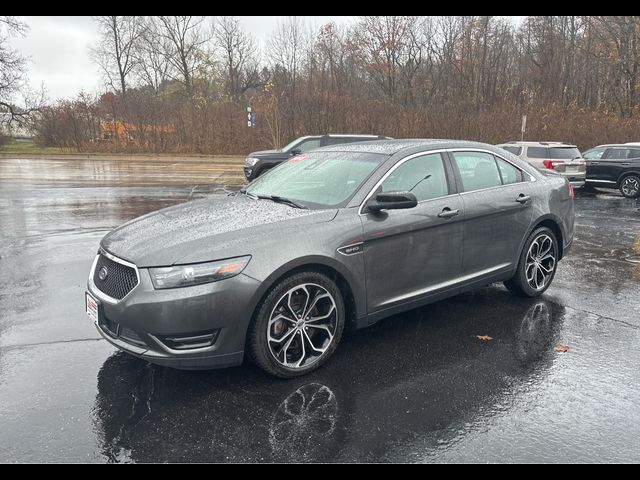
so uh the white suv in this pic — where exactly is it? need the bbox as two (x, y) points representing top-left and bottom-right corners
(496, 141), (586, 188)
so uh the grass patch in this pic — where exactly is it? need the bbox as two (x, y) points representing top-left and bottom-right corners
(0, 139), (75, 154)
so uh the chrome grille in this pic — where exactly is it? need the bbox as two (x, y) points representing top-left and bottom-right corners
(93, 252), (138, 300)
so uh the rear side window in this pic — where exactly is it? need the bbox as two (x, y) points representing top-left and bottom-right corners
(604, 148), (630, 160)
(452, 152), (502, 192)
(501, 146), (522, 156)
(548, 147), (581, 159)
(628, 149), (640, 159)
(381, 153), (449, 201)
(527, 147), (548, 159)
(496, 158), (522, 185)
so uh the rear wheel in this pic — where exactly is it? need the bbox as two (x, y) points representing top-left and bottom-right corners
(505, 227), (558, 297)
(619, 175), (640, 198)
(247, 271), (345, 378)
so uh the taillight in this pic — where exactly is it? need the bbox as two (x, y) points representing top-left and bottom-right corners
(543, 160), (559, 169)
(569, 183), (575, 199)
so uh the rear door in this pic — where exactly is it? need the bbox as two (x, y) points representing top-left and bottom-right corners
(599, 148), (631, 183)
(450, 150), (535, 279)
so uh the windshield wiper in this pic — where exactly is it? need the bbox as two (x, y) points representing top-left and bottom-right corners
(257, 194), (308, 209)
(238, 189), (258, 200)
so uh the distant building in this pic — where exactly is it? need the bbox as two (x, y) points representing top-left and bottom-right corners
(0, 113), (33, 139)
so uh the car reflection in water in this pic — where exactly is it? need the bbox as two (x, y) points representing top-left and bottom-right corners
(93, 288), (565, 463)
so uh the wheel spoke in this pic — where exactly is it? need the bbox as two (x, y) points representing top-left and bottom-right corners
(303, 292), (331, 319)
(268, 326), (297, 345)
(306, 323), (334, 341)
(306, 304), (336, 323)
(302, 329), (327, 354)
(291, 330), (306, 368)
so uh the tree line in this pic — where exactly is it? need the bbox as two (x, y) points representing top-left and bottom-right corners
(30, 16), (640, 154)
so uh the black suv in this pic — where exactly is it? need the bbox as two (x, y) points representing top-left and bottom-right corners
(243, 134), (390, 181)
(583, 144), (640, 198)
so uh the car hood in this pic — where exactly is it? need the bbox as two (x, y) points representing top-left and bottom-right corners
(101, 195), (337, 267)
(249, 149), (288, 159)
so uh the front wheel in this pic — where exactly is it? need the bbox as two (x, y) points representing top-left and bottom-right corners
(619, 175), (640, 199)
(247, 271), (345, 378)
(505, 227), (559, 297)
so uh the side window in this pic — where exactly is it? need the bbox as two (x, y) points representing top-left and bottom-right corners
(604, 148), (630, 160)
(380, 153), (449, 202)
(527, 147), (549, 159)
(496, 157), (523, 184)
(628, 149), (640, 159)
(501, 146), (522, 156)
(452, 152), (502, 192)
(297, 138), (321, 153)
(583, 148), (606, 160)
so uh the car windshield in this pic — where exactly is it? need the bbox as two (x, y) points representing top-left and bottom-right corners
(244, 151), (387, 209)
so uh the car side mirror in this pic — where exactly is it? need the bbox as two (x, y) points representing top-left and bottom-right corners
(366, 192), (418, 212)
(290, 148), (301, 156)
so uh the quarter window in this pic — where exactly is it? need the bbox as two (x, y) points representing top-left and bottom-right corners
(380, 153), (449, 202)
(496, 157), (522, 184)
(501, 146), (522, 156)
(452, 152), (503, 192)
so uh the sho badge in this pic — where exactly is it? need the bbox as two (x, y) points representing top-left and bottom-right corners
(337, 243), (363, 256)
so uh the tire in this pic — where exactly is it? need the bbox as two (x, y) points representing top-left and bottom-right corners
(504, 227), (559, 298)
(247, 271), (345, 378)
(619, 174), (640, 199)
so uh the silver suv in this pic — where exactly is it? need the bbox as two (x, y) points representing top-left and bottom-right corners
(496, 142), (586, 188)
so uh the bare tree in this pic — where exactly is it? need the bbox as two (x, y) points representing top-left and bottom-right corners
(91, 16), (144, 98)
(153, 16), (210, 96)
(0, 17), (44, 130)
(133, 17), (172, 94)
(214, 16), (260, 99)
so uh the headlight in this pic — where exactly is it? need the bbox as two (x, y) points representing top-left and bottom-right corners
(149, 256), (251, 289)
(244, 157), (260, 167)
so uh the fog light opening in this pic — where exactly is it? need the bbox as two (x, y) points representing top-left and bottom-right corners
(159, 330), (220, 351)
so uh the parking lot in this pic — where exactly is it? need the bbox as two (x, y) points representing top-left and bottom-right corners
(0, 156), (639, 463)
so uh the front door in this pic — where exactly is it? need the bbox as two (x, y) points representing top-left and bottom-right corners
(361, 152), (464, 313)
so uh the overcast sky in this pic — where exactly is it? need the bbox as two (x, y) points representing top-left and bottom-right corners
(9, 16), (522, 101)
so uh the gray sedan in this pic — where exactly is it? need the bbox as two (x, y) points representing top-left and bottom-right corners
(86, 140), (575, 378)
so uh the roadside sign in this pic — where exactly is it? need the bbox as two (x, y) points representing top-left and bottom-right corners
(521, 114), (527, 141)
(247, 108), (256, 128)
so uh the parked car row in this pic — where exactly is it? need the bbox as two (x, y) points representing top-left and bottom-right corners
(246, 135), (639, 199)
(496, 140), (640, 198)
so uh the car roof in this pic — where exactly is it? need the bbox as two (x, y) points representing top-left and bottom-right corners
(498, 141), (577, 148)
(587, 144), (640, 149)
(301, 134), (387, 139)
(316, 139), (504, 156)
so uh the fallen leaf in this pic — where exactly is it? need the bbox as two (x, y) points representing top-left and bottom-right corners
(555, 344), (570, 353)
(476, 335), (493, 341)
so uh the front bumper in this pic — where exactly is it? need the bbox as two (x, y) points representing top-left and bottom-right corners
(88, 263), (262, 370)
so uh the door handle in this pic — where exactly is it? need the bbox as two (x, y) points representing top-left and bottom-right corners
(590, 162), (599, 165)
(516, 194), (531, 204)
(438, 208), (459, 219)
(621, 163), (631, 166)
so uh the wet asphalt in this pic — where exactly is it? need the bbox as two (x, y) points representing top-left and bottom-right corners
(0, 158), (639, 463)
